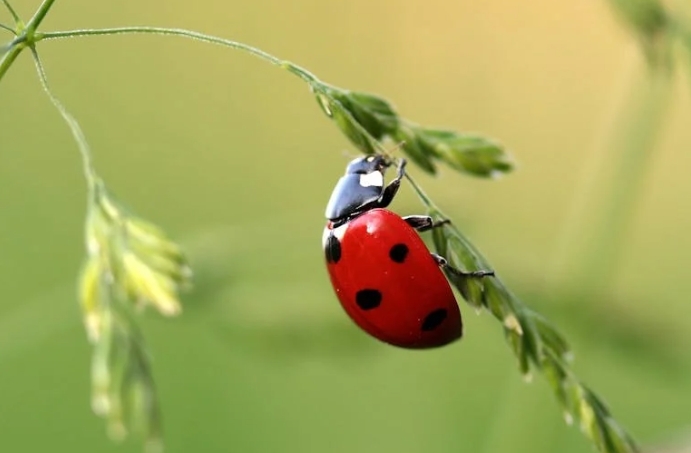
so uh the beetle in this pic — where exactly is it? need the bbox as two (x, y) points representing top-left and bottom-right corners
(322, 154), (494, 349)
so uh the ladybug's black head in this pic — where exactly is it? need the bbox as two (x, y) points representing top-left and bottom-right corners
(325, 154), (393, 223)
(344, 154), (391, 176)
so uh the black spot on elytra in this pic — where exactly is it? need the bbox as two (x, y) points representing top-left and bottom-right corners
(355, 289), (382, 310)
(389, 243), (409, 263)
(421, 308), (447, 331)
(325, 233), (342, 263)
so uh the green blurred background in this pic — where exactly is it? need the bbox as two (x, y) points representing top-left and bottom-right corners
(1, 1), (690, 452)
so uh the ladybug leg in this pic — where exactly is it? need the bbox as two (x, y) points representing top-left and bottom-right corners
(403, 215), (451, 232)
(432, 253), (495, 278)
(374, 158), (407, 209)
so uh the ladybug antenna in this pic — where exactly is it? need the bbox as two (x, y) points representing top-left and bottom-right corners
(390, 140), (406, 154)
(341, 141), (405, 165)
(380, 140), (406, 166)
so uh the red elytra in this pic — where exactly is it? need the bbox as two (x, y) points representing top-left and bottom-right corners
(323, 208), (462, 349)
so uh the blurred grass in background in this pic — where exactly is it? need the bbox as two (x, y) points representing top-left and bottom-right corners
(1, 0), (690, 452)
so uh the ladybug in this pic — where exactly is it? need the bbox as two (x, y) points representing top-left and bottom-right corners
(322, 154), (494, 349)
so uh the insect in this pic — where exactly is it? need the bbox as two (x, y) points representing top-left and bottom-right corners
(322, 154), (494, 349)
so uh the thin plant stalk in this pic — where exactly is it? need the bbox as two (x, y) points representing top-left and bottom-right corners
(1, 0), (20, 24)
(24, 0), (55, 32)
(0, 0), (57, 82)
(37, 27), (320, 85)
(30, 47), (98, 189)
(0, 38), (22, 79)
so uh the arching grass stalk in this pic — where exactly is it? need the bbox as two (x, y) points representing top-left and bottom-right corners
(30, 47), (97, 188)
(37, 26), (320, 85)
(1, 3), (637, 451)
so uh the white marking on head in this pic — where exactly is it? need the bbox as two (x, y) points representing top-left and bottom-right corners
(359, 171), (383, 188)
(366, 156), (375, 162)
(322, 223), (348, 249)
(332, 223), (348, 241)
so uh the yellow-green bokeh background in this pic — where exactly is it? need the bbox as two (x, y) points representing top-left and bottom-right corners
(1, 1), (690, 452)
